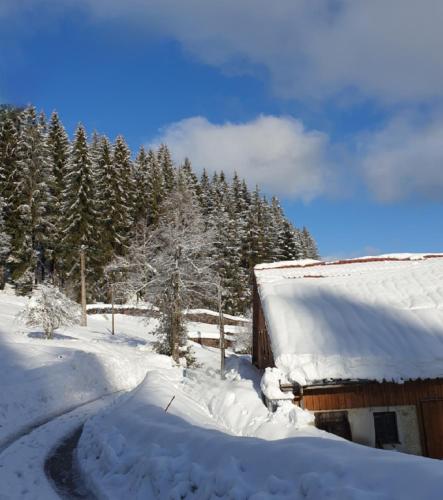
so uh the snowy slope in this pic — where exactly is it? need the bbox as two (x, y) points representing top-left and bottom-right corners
(3, 290), (443, 499)
(256, 254), (443, 384)
(0, 291), (170, 449)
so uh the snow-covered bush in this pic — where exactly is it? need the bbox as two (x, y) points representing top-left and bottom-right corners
(234, 319), (252, 354)
(18, 284), (80, 339)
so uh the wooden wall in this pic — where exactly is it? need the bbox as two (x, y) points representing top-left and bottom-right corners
(303, 379), (443, 411)
(303, 378), (443, 458)
(252, 275), (274, 369)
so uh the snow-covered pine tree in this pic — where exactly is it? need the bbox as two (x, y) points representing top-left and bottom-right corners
(300, 226), (320, 259)
(198, 168), (213, 221)
(9, 106), (52, 294)
(62, 124), (97, 297)
(244, 186), (268, 270)
(133, 146), (150, 226)
(111, 135), (135, 253)
(220, 206), (250, 314)
(146, 148), (163, 226)
(179, 158), (200, 197)
(280, 222), (303, 261)
(0, 196), (11, 288)
(0, 116), (20, 237)
(157, 143), (175, 194)
(94, 136), (115, 266)
(47, 111), (70, 285)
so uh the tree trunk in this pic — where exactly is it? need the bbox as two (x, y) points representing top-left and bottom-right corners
(80, 247), (87, 326)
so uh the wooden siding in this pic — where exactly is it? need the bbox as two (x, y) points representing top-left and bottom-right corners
(252, 275), (274, 368)
(303, 379), (443, 411)
(303, 379), (443, 458)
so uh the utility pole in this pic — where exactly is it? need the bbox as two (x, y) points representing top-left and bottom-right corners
(218, 280), (225, 380)
(80, 246), (87, 327)
(111, 282), (115, 335)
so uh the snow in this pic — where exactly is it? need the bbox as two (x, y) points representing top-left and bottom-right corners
(185, 308), (250, 323)
(260, 367), (294, 400)
(77, 353), (443, 500)
(0, 293), (168, 450)
(186, 321), (239, 341)
(255, 254), (443, 384)
(3, 289), (443, 499)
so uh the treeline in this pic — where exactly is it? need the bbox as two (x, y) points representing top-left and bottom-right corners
(0, 105), (319, 314)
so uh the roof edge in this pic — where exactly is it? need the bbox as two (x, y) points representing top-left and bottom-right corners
(254, 253), (443, 273)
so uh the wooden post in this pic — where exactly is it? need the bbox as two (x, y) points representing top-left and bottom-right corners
(80, 246), (87, 327)
(111, 283), (115, 335)
(218, 282), (225, 380)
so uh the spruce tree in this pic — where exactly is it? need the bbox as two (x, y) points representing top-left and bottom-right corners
(111, 135), (135, 252)
(10, 106), (52, 294)
(47, 111), (70, 284)
(300, 226), (320, 259)
(146, 148), (163, 226)
(0, 117), (20, 229)
(62, 124), (97, 297)
(0, 196), (11, 288)
(133, 146), (150, 226)
(157, 143), (175, 193)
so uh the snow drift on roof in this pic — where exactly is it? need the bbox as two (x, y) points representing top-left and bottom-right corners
(255, 254), (443, 385)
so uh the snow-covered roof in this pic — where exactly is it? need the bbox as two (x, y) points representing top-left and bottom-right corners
(255, 254), (443, 385)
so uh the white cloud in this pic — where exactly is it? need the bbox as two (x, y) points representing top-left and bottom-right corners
(150, 115), (336, 200)
(61, 0), (443, 103)
(360, 115), (443, 202)
(6, 1), (443, 103)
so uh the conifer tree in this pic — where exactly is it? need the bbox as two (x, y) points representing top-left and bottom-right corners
(9, 107), (52, 294)
(300, 226), (320, 259)
(62, 124), (96, 296)
(157, 144), (175, 193)
(47, 111), (70, 284)
(146, 148), (163, 226)
(94, 136), (115, 264)
(111, 135), (135, 252)
(0, 117), (20, 230)
(0, 197), (11, 288)
(133, 146), (150, 226)
(180, 158), (200, 197)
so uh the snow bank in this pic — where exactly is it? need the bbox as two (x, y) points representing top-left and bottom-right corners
(255, 255), (443, 384)
(78, 363), (443, 500)
(260, 367), (294, 400)
(0, 292), (168, 448)
(187, 321), (239, 341)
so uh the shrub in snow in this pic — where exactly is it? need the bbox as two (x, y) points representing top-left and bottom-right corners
(18, 284), (80, 339)
(234, 316), (252, 354)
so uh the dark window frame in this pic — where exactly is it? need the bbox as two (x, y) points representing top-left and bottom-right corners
(373, 411), (400, 446)
(314, 410), (352, 441)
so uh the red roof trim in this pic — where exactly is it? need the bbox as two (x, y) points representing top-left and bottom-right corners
(255, 254), (443, 273)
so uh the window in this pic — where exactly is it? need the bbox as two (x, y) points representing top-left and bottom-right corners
(373, 411), (399, 446)
(315, 411), (352, 441)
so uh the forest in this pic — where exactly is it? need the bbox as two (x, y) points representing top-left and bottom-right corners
(0, 105), (319, 316)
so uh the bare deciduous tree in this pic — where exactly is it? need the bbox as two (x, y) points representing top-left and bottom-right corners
(111, 183), (217, 363)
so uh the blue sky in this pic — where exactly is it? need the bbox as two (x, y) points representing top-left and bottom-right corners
(1, 1), (442, 258)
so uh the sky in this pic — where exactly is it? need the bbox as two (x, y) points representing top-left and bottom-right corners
(1, 0), (442, 258)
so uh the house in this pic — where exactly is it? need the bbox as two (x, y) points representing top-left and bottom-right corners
(252, 254), (443, 459)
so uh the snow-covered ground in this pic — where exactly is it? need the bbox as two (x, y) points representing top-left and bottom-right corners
(2, 290), (443, 499)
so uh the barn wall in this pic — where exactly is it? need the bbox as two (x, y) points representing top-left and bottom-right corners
(252, 275), (274, 369)
(314, 405), (422, 456)
(303, 379), (443, 411)
(303, 379), (443, 458)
